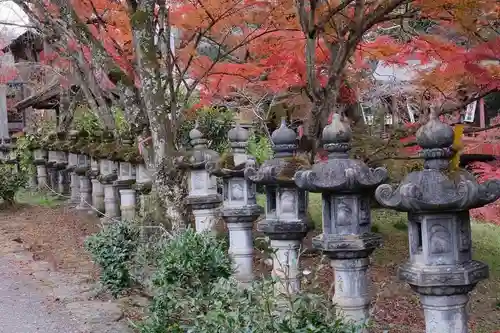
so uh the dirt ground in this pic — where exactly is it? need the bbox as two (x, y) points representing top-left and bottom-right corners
(0, 201), (135, 333)
(0, 199), (498, 333)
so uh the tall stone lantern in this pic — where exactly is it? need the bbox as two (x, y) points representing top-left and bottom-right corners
(294, 114), (387, 329)
(176, 122), (221, 232)
(245, 118), (310, 292)
(375, 116), (500, 333)
(206, 123), (263, 283)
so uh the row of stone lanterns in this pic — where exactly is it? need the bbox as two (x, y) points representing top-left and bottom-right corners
(203, 115), (497, 333)
(24, 114), (500, 333)
(29, 132), (151, 221)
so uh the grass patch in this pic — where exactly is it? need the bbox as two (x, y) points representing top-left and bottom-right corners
(15, 189), (64, 208)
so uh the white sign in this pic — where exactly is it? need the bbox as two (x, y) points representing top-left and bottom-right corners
(464, 101), (477, 123)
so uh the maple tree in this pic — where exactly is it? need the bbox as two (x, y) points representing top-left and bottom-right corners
(5, 0), (499, 226)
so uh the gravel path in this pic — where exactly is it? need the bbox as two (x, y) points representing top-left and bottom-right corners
(0, 257), (83, 333)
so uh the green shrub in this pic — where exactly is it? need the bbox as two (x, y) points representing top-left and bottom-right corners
(247, 132), (273, 165)
(0, 165), (27, 205)
(152, 229), (233, 290)
(178, 107), (234, 153)
(137, 229), (355, 333)
(85, 221), (140, 297)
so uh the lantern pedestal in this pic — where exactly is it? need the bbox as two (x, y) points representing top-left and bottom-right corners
(89, 159), (104, 215)
(330, 258), (370, 327)
(69, 173), (80, 204)
(98, 159), (119, 222)
(55, 152), (69, 196)
(134, 164), (152, 217)
(119, 188), (137, 221)
(115, 162), (137, 220)
(224, 213), (260, 283)
(270, 239), (301, 293)
(91, 179), (105, 214)
(103, 184), (119, 221)
(34, 149), (48, 190)
(75, 155), (91, 212)
(420, 294), (468, 333)
(36, 165), (48, 189)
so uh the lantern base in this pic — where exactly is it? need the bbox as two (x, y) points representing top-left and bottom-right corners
(399, 260), (488, 294)
(331, 257), (370, 333)
(312, 233), (382, 259)
(420, 294), (469, 333)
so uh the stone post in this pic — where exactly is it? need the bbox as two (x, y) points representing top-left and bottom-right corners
(98, 159), (119, 222)
(134, 164), (152, 217)
(75, 154), (91, 211)
(246, 118), (310, 293)
(207, 123), (262, 283)
(294, 114), (388, 330)
(177, 122), (221, 232)
(375, 116), (500, 333)
(115, 160), (137, 220)
(33, 148), (48, 189)
(90, 157), (104, 215)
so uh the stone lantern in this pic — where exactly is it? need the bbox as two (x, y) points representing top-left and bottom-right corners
(33, 146), (48, 189)
(114, 139), (137, 221)
(375, 116), (500, 333)
(245, 118), (310, 292)
(206, 123), (263, 283)
(75, 153), (91, 211)
(294, 114), (387, 329)
(177, 122), (221, 232)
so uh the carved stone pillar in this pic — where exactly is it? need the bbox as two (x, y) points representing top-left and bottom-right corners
(294, 114), (388, 330)
(75, 154), (91, 211)
(246, 119), (310, 293)
(33, 148), (48, 189)
(99, 159), (119, 222)
(207, 123), (262, 283)
(178, 122), (221, 233)
(90, 157), (104, 215)
(375, 117), (500, 333)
